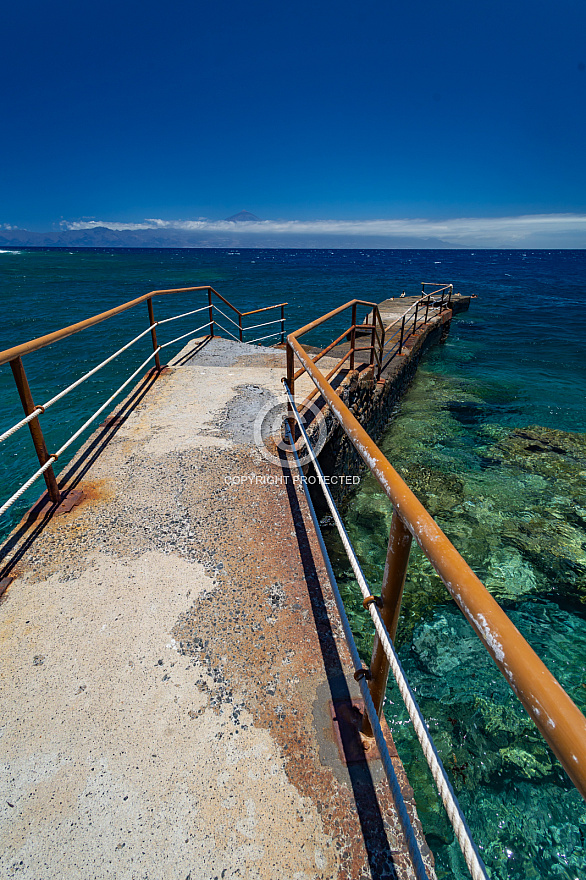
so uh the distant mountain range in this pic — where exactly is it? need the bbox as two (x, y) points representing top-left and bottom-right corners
(0, 225), (461, 249)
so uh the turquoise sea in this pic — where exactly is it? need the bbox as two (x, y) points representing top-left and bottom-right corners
(1, 247), (585, 878)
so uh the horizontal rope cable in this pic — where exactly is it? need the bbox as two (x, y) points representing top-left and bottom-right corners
(53, 348), (160, 459)
(0, 407), (44, 445)
(0, 324), (156, 445)
(284, 418), (431, 880)
(2, 347), (162, 519)
(42, 325), (156, 413)
(246, 330), (283, 344)
(0, 456), (57, 517)
(365, 597), (487, 879)
(243, 317), (283, 332)
(156, 305), (210, 325)
(0, 294), (286, 513)
(159, 321), (212, 350)
(283, 381), (488, 880)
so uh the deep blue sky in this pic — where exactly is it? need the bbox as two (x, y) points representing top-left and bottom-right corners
(2, 0), (586, 236)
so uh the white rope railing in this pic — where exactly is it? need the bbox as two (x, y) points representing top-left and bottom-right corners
(159, 321), (212, 350)
(1, 295), (286, 522)
(156, 305), (210, 325)
(247, 330), (283, 344)
(243, 317), (283, 332)
(52, 347), (161, 459)
(365, 594), (485, 877)
(42, 325), (156, 412)
(0, 324), (157, 446)
(0, 457), (57, 518)
(214, 322), (240, 342)
(0, 348), (160, 518)
(283, 381), (488, 880)
(0, 408), (44, 445)
(212, 305), (241, 330)
(0, 307), (217, 451)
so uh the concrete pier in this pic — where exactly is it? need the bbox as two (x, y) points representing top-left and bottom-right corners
(302, 295), (470, 502)
(0, 336), (435, 880)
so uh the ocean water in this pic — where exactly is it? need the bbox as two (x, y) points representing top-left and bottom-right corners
(1, 247), (585, 877)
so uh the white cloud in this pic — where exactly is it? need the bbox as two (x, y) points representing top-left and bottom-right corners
(61, 213), (586, 246)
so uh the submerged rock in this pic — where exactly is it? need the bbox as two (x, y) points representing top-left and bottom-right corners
(494, 425), (586, 476)
(488, 425), (586, 602)
(483, 547), (539, 601)
(498, 745), (553, 779)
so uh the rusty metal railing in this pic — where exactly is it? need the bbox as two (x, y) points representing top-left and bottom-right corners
(284, 314), (586, 806)
(289, 287), (453, 401)
(376, 284), (453, 374)
(287, 299), (385, 410)
(0, 286), (286, 518)
(207, 288), (287, 344)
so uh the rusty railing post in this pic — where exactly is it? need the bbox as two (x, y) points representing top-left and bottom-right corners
(398, 315), (406, 354)
(362, 509), (412, 737)
(377, 315), (385, 380)
(369, 309), (376, 367)
(350, 302), (357, 370)
(208, 288), (215, 337)
(286, 342), (295, 439)
(146, 297), (161, 372)
(10, 356), (61, 504)
(239, 313), (243, 341)
(413, 302), (419, 333)
(425, 295), (431, 324)
(280, 304), (285, 344)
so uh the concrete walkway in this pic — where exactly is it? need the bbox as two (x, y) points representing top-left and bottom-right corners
(0, 337), (434, 880)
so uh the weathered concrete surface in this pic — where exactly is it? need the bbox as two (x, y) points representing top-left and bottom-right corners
(0, 337), (434, 880)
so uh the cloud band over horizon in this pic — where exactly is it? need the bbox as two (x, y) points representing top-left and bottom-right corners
(59, 213), (586, 247)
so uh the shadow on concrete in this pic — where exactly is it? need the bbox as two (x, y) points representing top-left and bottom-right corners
(170, 335), (213, 367)
(278, 444), (399, 879)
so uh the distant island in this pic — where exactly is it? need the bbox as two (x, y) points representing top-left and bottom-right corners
(0, 218), (460, 250)
(6, 209), (581, 249)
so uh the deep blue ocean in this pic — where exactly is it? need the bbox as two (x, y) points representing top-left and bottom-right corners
(1, 247), (585, 878)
